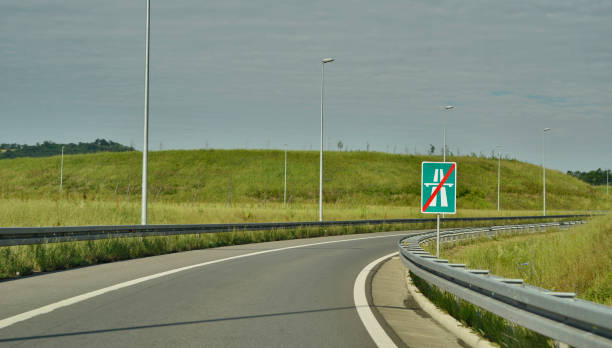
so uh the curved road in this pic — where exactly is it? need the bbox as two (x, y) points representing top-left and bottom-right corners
(0, 231), (417, 347)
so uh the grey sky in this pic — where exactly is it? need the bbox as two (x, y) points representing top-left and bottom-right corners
(1, 0), (610, 171)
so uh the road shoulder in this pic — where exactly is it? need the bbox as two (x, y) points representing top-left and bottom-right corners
(371, 256), (480, 348)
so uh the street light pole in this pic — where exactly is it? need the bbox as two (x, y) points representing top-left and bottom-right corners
(60, 146), (64, 192)
(542, 128), (551, 216)
(284, 144), (287, 207)
(441, 105), (454, 219)
(443, 105), (454, 162)
(496, 145), (503, 212)
(141, 0), (151, 225)
(319, 57), (334, 222)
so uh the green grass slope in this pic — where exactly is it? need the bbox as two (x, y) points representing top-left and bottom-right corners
(0, 149), (607, 210)
(433, 213), (612, 305)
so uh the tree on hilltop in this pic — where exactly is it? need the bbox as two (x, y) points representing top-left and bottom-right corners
(0, 139), (135, 160)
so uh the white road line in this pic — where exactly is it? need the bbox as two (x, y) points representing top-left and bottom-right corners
(353, 252), (399, 348)
(0, 233), (407, 330)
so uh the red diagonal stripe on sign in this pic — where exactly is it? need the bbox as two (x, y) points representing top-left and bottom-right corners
(422, 163), (456, 213)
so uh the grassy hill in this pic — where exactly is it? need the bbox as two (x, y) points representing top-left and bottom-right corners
(0, 149), (607, 211)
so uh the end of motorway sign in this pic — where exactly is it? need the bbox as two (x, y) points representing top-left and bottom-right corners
(421, 162), (457, 214)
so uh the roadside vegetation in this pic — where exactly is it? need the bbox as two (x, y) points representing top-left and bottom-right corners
(0, 217), (575, 280)
(411, 272), (552, 347)
(424, 213), (612, 306)
(1, 224), (386, 280)
(0, 222), (450, 280)
(413, 215), (611, 347)
(0, 198), (584, 227)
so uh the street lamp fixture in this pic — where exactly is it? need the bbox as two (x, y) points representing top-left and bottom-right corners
(442, 105), (454, 162)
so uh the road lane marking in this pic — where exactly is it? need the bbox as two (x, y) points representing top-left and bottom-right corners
(354, 252), (399, 348)
(0, 233), (407, 330)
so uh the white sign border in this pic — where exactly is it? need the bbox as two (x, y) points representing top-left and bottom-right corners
(420, 161), (457, 214)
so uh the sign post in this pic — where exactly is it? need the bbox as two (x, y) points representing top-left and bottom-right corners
(421, 162), (457, 257)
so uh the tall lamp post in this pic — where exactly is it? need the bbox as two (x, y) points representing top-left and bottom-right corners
(284, 144), (287, 207)
(319, 57), (334, 221)
(542, 128), (551, 216)
(496, 145), (503, 212)
(141, 0), (151, 225)
(441, 105), (454, 219)
(443, 105), (454, 162)
(60, 146), (64, 192)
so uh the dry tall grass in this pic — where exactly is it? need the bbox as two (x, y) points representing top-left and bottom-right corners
(0, 149), (607, 211)
(0, 198), (585, 227)
(436, 214), (612, 305)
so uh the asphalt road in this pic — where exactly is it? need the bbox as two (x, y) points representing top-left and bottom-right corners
(0, 231), (416, 347)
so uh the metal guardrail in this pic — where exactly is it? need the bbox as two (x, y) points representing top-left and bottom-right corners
(0, 214), (590, 246)
(398, 221), (612, 348)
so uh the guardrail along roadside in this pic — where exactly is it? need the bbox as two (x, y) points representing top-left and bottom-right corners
(0, 214), (591, 246)
(398, 221), (612, 348)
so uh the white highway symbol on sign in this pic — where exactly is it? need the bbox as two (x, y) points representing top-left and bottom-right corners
(424, 168), (454, 207)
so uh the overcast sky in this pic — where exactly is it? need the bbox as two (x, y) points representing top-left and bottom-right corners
(1, 0), (610, 171)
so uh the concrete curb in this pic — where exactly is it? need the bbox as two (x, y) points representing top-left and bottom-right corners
(404, 270), (497, 348)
